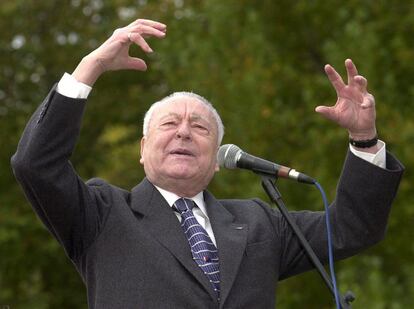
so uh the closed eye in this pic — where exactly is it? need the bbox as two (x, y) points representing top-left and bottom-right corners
(192, 123), (210, 134)
(161, 121), (178, 127)
(192, 123), (209, 132)
(194, 124), (206, 129)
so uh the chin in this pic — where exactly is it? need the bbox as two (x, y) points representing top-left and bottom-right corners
(167, 168), (197, 180)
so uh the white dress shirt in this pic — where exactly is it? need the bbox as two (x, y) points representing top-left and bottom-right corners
(154, 186), (217, 246)
(56, 72), (388, 243)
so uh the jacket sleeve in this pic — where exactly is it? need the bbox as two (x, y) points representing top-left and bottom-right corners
(256, 150), (404, 280)
(11, 85), (111, 261)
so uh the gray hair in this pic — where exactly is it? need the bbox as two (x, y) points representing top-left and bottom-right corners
(143, 92), (224, 145)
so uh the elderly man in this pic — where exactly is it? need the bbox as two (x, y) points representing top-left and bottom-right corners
(12, 19), (403, 308)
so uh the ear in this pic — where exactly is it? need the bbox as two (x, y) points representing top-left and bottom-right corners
(139, 136), (146, 165)
(214, 146), (220, 172)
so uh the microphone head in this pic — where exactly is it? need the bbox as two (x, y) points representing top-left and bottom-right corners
(217, 144), (242, 169)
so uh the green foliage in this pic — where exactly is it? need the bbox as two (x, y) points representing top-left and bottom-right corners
(1, 0), (413, 308)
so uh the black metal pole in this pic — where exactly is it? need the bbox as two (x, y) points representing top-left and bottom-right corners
(260, 174), (354, 308)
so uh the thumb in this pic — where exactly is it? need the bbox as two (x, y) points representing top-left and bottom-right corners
(126, 57), (147, 71)
(315, 105), (338, 122)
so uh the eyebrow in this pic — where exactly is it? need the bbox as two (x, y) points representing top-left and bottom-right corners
(159, 112), (180, 122)
(159, 112), (212, 126)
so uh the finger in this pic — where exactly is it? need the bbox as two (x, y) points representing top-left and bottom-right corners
(345, 58), (358, 85)
(129, 24), (166, 39)
(126, 57), (147, 71)
(315, 105), (338, 122)
(325, 64), (345, 95)
(131, 19), (167, 32)
(353, 75), (368, 94)
(361, 94), (375, 109)
(128, 33), (153, 53)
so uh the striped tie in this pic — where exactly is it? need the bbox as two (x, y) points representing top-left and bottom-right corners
(174, 198), (220, 299)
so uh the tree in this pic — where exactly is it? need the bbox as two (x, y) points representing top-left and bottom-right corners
(1, 0), (413, 307)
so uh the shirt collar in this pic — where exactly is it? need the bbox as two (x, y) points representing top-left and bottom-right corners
(154, 185), (208, 218)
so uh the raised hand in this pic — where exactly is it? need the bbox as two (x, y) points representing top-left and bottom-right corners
(72, 18), (166, 86)
(315, 59), (377, 142)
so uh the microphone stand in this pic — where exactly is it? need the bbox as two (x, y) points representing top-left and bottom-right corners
(259, 173), (355, 308)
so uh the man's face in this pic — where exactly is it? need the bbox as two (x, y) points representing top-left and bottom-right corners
(140, 96), (219, 195)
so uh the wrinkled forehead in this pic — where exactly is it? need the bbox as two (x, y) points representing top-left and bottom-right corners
(151, 96), (216, 125)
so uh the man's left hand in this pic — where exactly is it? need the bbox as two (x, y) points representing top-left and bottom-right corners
(315, 59), (377, 142)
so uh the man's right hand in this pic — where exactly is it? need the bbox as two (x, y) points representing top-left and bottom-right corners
(72, 18), (166, 86)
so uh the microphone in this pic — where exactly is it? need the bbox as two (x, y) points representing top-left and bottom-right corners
(217, 144), (315, 184)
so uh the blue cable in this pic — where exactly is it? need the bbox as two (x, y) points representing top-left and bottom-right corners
(314, 181), (342, 309)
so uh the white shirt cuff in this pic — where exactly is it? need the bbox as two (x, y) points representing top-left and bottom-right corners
(56, 73), (92, 99)
(349, 140), (386, 169)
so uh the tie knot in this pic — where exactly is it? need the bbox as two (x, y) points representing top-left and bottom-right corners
(174, 198), (194, 214)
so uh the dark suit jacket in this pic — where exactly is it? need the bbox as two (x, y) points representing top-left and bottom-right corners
(11, 86), (404, 308)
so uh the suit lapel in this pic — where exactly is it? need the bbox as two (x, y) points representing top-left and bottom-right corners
(130, 179), (217, 301)
(204, 191), (248, 307)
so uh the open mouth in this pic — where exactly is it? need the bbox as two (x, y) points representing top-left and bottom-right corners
(170, 149), (195, 157)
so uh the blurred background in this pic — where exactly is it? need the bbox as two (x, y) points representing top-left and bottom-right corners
(1, 0), (413, 308)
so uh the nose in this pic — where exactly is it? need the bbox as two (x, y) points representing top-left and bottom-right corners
(176, 121), (192, 140)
